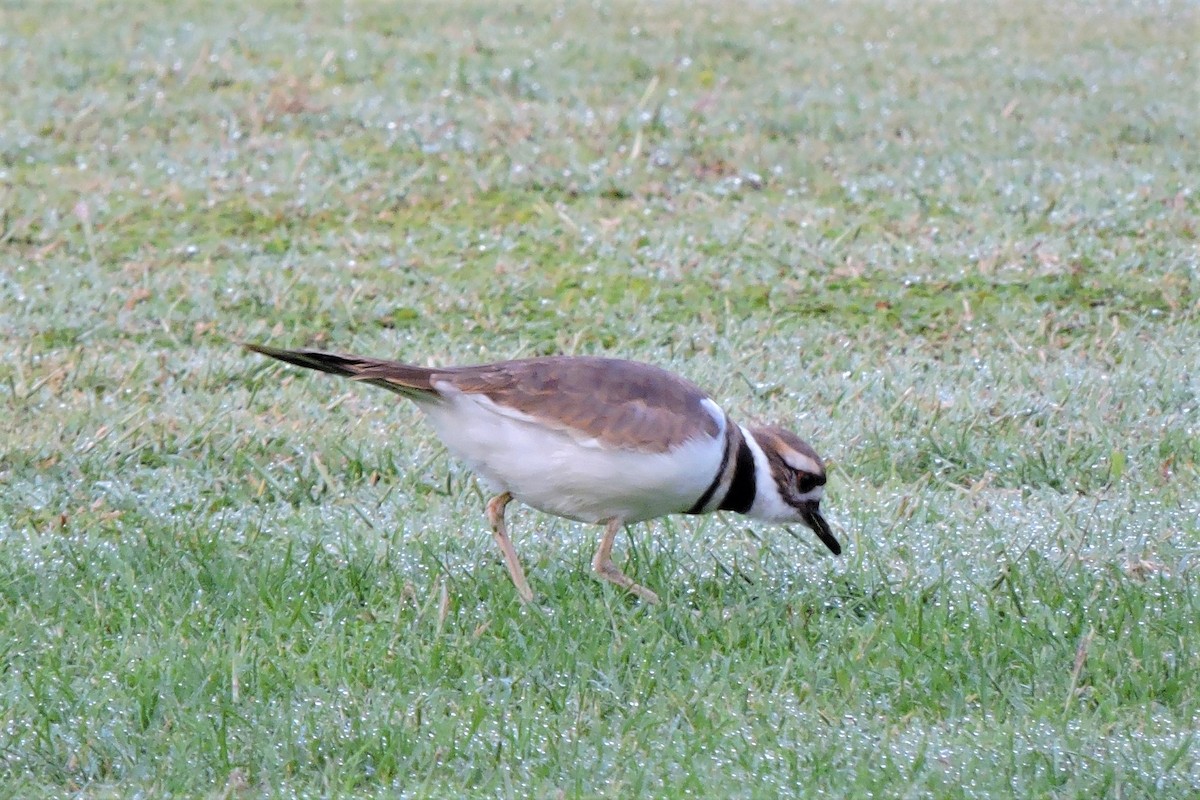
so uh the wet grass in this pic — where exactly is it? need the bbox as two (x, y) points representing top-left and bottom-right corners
(1, 0), (1198, 796)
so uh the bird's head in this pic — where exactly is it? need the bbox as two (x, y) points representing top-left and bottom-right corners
(744, 425), (840, 555)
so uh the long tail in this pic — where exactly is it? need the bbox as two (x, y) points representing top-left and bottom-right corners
(244, 343), (439, 400)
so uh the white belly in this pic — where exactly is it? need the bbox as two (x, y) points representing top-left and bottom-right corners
(418, 389), (725, 524)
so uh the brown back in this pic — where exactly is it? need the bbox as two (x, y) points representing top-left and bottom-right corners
(248, 346), (723, 453)
(367, 355), (721, 453)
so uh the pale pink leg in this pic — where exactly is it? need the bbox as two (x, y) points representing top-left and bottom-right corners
(486, 492), (534, 603)
(592, 518), (659, 604)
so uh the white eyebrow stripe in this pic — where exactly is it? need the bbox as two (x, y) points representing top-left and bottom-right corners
(781, 451), (822, 475)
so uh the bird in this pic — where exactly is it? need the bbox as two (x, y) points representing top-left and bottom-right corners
(245, 344), (839, 604)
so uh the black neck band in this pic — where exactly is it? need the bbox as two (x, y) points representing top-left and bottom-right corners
(686, 428), (733, 515)
(718, 439), (756, 514)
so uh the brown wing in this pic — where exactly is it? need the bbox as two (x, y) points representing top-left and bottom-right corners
(246, 346), (720, 453)
(437, 356), (720, 453)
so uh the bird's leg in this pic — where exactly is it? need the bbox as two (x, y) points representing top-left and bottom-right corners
(592, 518), (660, 604)
(485, 491), (534, 604)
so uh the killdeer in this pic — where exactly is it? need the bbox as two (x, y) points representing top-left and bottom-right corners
(246, 344), (839, 603)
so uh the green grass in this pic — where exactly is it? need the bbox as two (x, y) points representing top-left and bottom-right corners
(1, 0), (1198, 796)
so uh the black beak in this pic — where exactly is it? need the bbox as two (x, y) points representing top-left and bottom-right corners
(800, 501), (841, 555)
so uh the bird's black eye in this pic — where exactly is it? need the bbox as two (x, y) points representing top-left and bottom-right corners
(795, 472), (826, 493)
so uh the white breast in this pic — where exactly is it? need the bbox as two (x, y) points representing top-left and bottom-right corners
(417, 386), (726, 524)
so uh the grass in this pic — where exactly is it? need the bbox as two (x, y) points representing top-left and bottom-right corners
(1, 0), (1197, 796)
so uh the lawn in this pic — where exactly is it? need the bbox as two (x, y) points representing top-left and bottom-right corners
(1, 0), (1197, 796)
